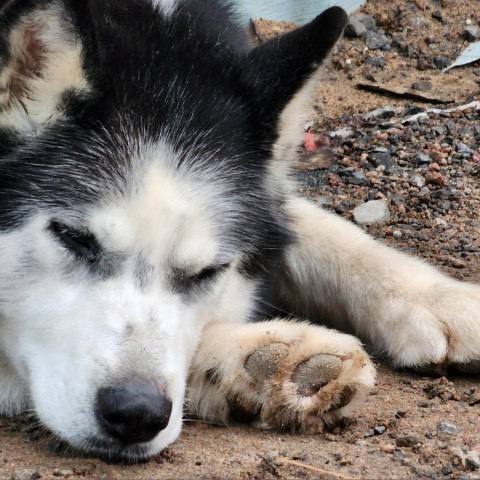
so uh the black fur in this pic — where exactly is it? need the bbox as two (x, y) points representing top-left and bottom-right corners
(0, 0), (347, 314)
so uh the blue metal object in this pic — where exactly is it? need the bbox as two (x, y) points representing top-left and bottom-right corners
(234, 0), (366, 25)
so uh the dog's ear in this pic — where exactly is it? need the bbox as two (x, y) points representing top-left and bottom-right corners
(242, 7), (347, 149)
(0, 0), (94, 144)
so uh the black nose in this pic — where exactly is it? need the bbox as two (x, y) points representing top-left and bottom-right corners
(95, 377), (172, 444)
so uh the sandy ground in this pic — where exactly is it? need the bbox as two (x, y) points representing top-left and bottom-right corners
(1, 365), (479, 479)
(1, 0), (479, 479)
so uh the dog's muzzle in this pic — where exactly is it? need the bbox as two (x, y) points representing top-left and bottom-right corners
(95, 377), (172, 444)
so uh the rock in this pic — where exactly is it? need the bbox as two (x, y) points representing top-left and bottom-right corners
(345, 17), (367, 38)
(365, 56), (386, 69)
(396, 436), (422, 448)
(415, 152), (432, 164)
(11, 470), (40, 480)
(437, 421), (459, 435)
(464, 25), (480, 41)
(369, 151), (397, 173)
(431, 10), (443, 22)
(353, 200), (391, 225)
(349, 170), (367, 185)
(426, 171), (446, 186)
(446, 256), (467, 269)
(410, 174), (425, 188)
(441, 463), (454, 475)
(456, 142), (474, 155)
(330, 127), (354, 138)
(363, 106), (396, 121)
(365, 31), (389, 50)
(433, 55), (450, 69)
(345, 13), (379, 38)
(411, 81), (432, 91)
(374, 425), (386, 435)
(432, 125), (445, 135)
(355, 14), (376, 31)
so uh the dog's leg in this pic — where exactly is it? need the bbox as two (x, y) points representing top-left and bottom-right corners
(274, 196), (480, 374)
(187, 319), (375, 431)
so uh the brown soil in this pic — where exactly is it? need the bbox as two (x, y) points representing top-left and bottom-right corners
(1, 1), (479, 479)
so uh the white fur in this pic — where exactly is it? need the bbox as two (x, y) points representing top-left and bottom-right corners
(0, 5), (90, 134)
(279, 196), (480, 368)
(0, 148), (258, 456)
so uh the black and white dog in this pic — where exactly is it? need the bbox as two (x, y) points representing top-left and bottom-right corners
(0, 0), (478, 462)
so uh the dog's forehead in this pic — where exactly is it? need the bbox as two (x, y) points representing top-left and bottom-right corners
(89, 155), (226, 269)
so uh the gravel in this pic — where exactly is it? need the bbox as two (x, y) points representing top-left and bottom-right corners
(298, 100), (480, 277)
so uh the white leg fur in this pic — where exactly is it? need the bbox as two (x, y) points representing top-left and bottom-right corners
(276, 196), (480, 372)
(187, 319), (375, 432)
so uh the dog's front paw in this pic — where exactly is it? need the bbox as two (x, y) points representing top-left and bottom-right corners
(240, 339), (374, 432)
(381, 281), (480, 375)
(187, 321), (376, 433)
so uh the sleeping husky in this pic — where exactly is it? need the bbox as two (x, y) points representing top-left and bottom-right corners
(0, 0), (478, 462)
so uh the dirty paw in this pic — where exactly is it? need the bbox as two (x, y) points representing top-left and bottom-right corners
(237, 343), (373, 432)
(191, 323), (376, 434)
(187, 321), (376, 432)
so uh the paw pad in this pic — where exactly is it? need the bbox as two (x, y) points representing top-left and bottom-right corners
(245, 343), (289, 383)
(292, 354), (342, 396)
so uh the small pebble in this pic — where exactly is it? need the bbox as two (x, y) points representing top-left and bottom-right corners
(365, 31), (389, 50)
(10, 470), (40, 480)
(456, 142), (474, 155)
(464, 25), (480, 41)
(353, 200), (391, 225)
(365, 56), (387, 69)
(433, 56), (450, 69)
(411, 81), (432, 91)
(437, 421), (459, 435)
(415, 152), (432, 164)
(345, 17), (367, 38)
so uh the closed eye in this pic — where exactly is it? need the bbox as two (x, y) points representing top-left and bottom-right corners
(49, 220), (101, 264)
(190, 264), (230, 284)
(175, 263), (231, 293)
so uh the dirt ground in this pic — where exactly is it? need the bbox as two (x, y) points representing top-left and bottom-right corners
(1, 0), (479, 479)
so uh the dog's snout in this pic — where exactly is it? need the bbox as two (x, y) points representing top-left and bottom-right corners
(95, 377), (172, 444)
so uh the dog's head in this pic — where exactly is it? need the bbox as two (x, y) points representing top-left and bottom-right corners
(0, 0), (346, 460)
